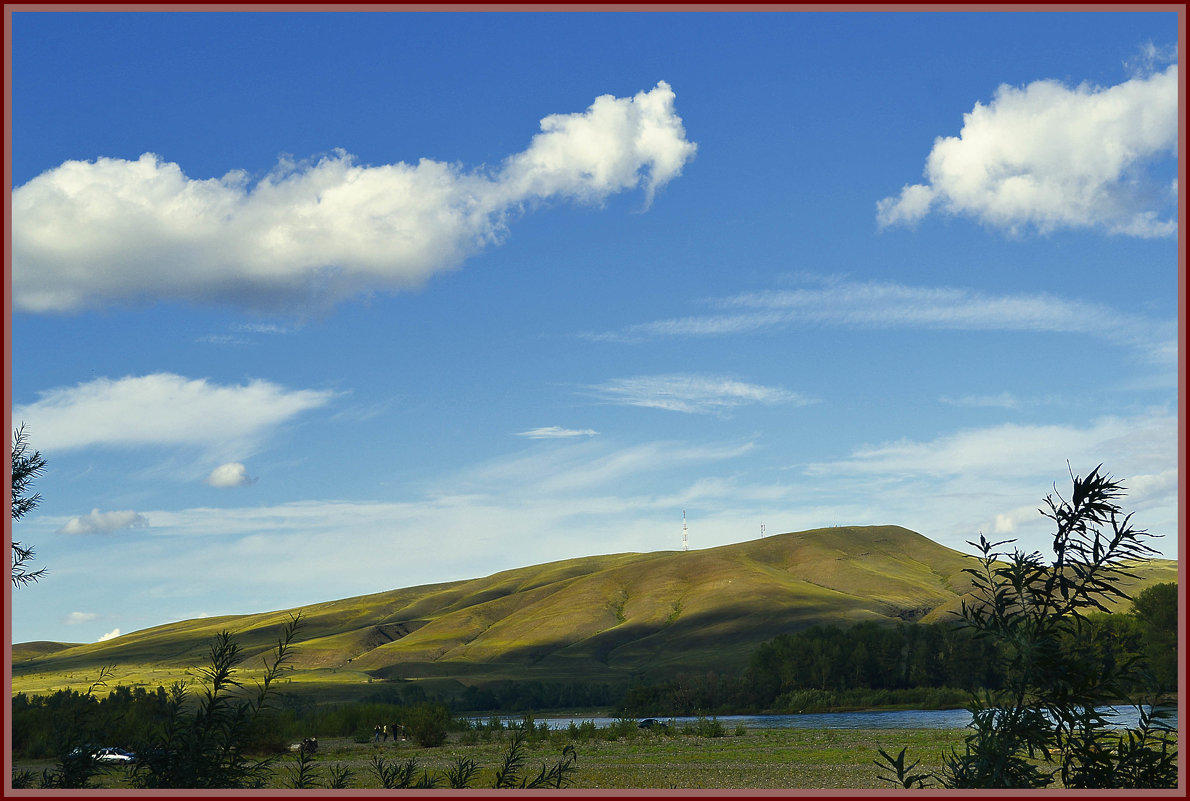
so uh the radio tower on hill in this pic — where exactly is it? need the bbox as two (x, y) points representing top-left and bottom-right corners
(682, 510), (688, 552)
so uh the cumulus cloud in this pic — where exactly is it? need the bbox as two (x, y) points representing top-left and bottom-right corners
(13, 373), (335, 457)
(877, 65), (1178, 236)
(97, 629), (121, 642)
(587, 374), (816, 415)
(59, 508), (149, 535)
(515, 426), (598, 439)
(13, 82), (696, 314)
(205, 462), (258, 488)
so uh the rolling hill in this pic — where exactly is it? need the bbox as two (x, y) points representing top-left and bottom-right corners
(10, 525), (1178, 701)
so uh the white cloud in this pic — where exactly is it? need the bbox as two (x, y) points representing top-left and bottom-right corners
(1123, 41), (1178, 78)
(27, 411), (1174, 634)
(205, 462), (258, 488)
(59, 508), (149, 535)
(809, 413), (1174, 479)
(802, 410), (1178, 551)
(13, 373), (335, 457)
(587, 374), (816, 415)
(940, 393), (1020, 410)
(13, 82), (695, 314)
(97, 629), (121, 642)
(515, 426), (599, 439)
(591, 278), (1174, 363)
(65, 612), (97, 625)
(877, 65), (1178, 236)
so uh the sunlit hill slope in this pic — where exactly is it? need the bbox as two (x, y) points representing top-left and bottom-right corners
(11, 525), (1177, 699)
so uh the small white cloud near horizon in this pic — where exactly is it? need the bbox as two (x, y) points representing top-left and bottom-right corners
(13, 81), (696, 314)
(65, 611), (98, 625)
(205, 462), (258, 488)
(13, 373), (335, 458)
(59, 508), (149, 535)
(877, 64), (1177, 237)
(587, 374), (817, 415)
(515, 426), (599, 439)
(97, 629), (121, 642)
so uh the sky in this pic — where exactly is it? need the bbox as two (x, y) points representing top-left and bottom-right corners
(6, 10), (1182, 646)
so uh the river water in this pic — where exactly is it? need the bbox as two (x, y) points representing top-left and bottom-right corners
(485, 706), (1178, 732)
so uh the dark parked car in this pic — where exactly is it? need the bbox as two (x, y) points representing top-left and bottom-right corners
(638, 718), (669, 730)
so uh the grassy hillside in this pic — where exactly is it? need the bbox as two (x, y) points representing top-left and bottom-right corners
(11, 525), (1177, 701)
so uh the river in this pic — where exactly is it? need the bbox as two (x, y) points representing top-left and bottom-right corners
(482, 706), (1179, 731)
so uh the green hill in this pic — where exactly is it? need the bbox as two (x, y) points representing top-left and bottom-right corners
(11, 525), (1177, 701)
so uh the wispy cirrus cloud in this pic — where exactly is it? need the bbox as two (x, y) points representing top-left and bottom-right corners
(197, 322), (295, 345)
(13, 82), (695, 314)
(13, 373), (335, 460)
(587, 278), (1174, 364)
(805, 410), (1175, 488)
(877, 64), (1177, 237)
(586, 374), (816, 415)
(515, 426), (599, 439)
(939, 392), (1021, 410)
(34, 409), (1174, 634)
(800, 409), (1178, 545)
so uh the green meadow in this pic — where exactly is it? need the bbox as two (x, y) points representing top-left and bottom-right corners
(10, 726), (974, 790)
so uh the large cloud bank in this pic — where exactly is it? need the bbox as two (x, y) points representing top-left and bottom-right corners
(13, 82), (696, 313)
(877, 65), (1177, 237)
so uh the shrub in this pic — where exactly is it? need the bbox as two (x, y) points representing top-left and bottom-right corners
(129, 614), (303, 789)
(877, 467), (1177, 790)
(683, 712), (725, 738)
(403, 703), (449, 748)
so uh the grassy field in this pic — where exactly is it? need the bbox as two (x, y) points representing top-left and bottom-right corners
(10, 726), (979, 790)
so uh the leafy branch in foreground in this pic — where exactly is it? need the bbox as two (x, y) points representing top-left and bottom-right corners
(130, 612), (304, 789)
(365, 727), (577, 790)
(877, 465), (1177, 789)
(493, 728), (578, 788)
(11, 424), (49, 587)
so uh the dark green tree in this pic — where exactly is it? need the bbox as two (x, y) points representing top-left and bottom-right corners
(1130, 581), (1178, 690)
(876, 466), (1177, 789)
(11, 424), (48, 587)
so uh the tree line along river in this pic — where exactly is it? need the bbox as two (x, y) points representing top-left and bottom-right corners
(481, 705), (1179, 731)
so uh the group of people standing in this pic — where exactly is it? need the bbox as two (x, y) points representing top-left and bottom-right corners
(373, 722), (407, 742)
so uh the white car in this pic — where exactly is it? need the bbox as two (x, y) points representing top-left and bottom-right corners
(93, 747), (136, 764)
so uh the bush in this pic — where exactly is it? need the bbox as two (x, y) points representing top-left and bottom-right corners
(403, 703), (449, 748)
(877, 467), (1177, 790)
(682, 712), (725, 738)
(129, 615), (303, 789)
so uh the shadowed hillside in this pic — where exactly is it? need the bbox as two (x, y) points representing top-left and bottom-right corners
(11, 525), (1177, 700)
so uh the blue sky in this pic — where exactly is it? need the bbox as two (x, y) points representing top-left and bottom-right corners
(7, 10), (1181, 645)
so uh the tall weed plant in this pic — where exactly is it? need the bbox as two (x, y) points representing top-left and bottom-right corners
(876, 467), (1178, 789)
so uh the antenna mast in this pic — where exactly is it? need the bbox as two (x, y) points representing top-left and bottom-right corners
(682, 509), (688, 552)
